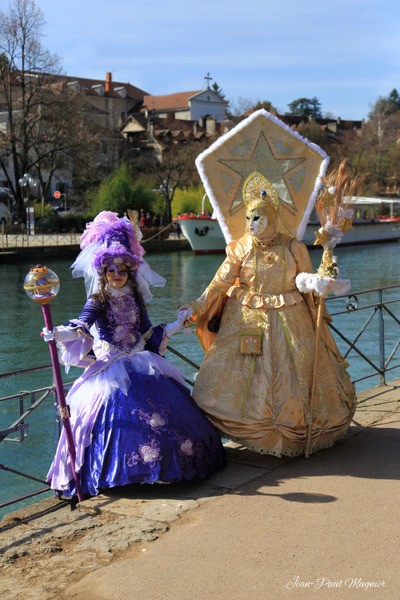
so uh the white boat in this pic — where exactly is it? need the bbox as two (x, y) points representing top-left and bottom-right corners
(173, 213), (226, 254)
(174, 197), (400, 254)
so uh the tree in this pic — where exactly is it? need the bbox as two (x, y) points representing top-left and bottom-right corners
(131, 141), (203, 224)
(361, 92), (400, 194)
(252, 100), (276, 113)
(212, 81), (225, 99)
(369, 89), (400, 120)
(90, 164), (154, 216)
(228, 97), (276, 117)
(30, 80), (98, 210)
(228, 96), (255, 116)
(287, 97), (322, 118)
(0, 0), (96, 220)
(296, 120), (333, 155)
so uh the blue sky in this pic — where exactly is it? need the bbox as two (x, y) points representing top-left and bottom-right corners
(36, 0), (400, 121)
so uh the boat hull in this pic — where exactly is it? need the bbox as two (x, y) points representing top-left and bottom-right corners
(303, 221), (400, 246)
(175, 217), (226, 254)
(175, 214), (400, 254)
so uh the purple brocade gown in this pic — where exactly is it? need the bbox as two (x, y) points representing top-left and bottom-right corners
(47, 286), (225, 497)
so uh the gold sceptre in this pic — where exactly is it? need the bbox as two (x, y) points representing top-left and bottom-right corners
(306, 160), (361, 458)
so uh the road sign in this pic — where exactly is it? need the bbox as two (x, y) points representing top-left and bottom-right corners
(54, 190), (61, 199)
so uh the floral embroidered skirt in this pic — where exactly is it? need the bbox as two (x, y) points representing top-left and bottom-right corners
(47, 351), (225, 497)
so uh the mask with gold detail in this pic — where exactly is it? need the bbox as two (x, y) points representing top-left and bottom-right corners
(243, 172), (280, 236)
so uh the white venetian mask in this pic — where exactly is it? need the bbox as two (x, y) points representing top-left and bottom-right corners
(246, 209), (269, 236)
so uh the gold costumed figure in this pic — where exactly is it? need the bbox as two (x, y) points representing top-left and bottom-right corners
(179, 110), (356, 457)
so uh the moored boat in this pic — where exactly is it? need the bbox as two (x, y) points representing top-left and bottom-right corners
(173, 213), (226, 254)
(174, 197), (400, 254)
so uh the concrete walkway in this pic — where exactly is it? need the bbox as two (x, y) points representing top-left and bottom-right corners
(1, 381), (399, 600)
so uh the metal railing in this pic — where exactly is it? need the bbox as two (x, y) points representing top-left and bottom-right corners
(1, 284), (399, 512)
(0, 231), (81, 249)
(0, 365), (72, 510)
(325, 284), (400, 386)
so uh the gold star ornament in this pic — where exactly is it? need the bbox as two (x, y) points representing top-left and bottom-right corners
(195, 109), (330, 242)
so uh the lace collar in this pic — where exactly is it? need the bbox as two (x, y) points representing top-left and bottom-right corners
(106, 284), (132, 298)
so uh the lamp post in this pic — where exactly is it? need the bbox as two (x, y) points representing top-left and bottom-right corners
(23, 265), (84, 502)
(18, 173), (38, 235)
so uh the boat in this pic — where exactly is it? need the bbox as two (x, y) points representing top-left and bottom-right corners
(302, 197), (400, 247)
(173, 213), (226, 254)
(174, 197), (400, 254)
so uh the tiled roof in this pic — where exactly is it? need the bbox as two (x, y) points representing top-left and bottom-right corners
(142, 91), (202, 111)
(69, 75), (148, 100)
(27, 71), (149, 101)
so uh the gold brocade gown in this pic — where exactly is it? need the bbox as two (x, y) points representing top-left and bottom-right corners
(190, 233), (356, 457)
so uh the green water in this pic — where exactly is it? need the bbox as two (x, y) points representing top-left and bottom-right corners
(1, 243), (399, 517)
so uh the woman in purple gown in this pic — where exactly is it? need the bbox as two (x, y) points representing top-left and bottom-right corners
(44, 212), (225, 498)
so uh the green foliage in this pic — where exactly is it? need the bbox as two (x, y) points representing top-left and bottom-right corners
(287, 97), (322, 118)
(212, 81), (225, 99)
(90, 164), (154, 216)
(32, 201), (55, 219)
(253, 100), (275, 113)
(32, 200), (92, 233)
(150, 194), (166, 218)
(368, 89), (400, 120)
(35, 211), (94, 233)
(171, 186), (213, 216)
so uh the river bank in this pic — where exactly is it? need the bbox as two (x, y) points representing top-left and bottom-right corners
(1, 380), (399, 600)
(0, 233), (191, 261)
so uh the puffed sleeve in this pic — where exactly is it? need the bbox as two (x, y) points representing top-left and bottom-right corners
(188, 240), (245, 351)
(191, 240), (244, 316)
(291, 238), (314, 274)
(290, 239), (325, 316)
(55, 298), (100, 369)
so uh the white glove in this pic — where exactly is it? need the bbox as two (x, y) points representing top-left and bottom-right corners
(42, 325), (77, 343)
(178, 307), (193, 324)
(41, 327), (54, 342)
(165, 311), (187, 338)
(53, 325), (79, 343)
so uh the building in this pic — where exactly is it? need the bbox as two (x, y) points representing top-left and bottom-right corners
(141, 89), (228, 122)
(0, 69), (365, 207)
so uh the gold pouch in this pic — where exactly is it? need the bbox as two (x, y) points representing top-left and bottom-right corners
(240, 328), (263, 355)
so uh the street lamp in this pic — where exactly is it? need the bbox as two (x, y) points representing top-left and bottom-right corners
(18, 173), (38, 235)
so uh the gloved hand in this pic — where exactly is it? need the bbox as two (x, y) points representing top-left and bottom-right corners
(177, 306), (193, 325)
(41, 327), (54, 342)
(53, 325), (79, 343)
(165, 311), (188, 339)
(41, 325), (77, 343)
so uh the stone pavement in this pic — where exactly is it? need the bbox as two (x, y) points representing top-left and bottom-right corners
(1, 381), (399, 600)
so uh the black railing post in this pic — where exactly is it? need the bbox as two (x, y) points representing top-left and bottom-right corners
(378, 288), (386, 385)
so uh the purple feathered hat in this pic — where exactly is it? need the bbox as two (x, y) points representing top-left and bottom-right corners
(80, 211), (145, 274)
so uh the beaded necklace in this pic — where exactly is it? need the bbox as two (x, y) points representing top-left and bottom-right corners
(252, 233), (283, 291)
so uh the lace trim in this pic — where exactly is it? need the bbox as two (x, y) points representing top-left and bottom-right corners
(106, 284), (131, 297)
(97, 337), (146, 356)
(229, 430), (350, 458)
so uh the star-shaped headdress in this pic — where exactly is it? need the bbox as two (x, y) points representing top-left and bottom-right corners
(195, 109), (330, 242)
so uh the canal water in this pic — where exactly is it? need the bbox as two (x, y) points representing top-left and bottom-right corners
(1, 242), (400, 517)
